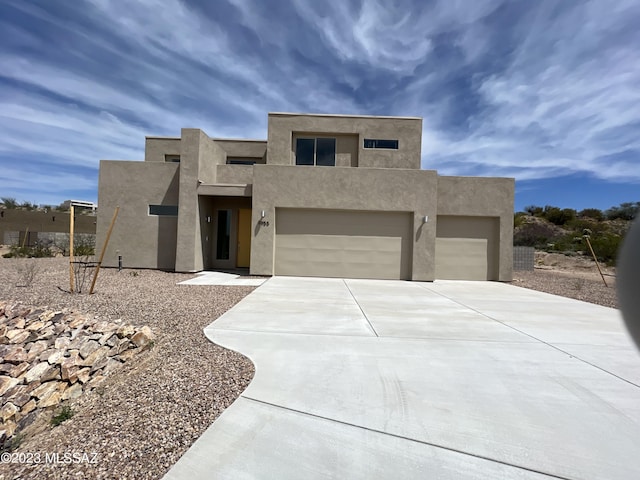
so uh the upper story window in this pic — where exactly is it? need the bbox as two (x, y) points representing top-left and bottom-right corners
(165, 154), (181, 163)
(227, 157), (258, 165)
(363, 139), (399, 149)
(149, 204), (178, 216)
(296, 138), (336, 166)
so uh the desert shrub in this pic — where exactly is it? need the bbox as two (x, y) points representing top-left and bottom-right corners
(1, 432), (24, 453)
(0, 197), (18, 209)
(20, 201), (38, 211)
(4, 241), (53, 258)
(578, 208), (604, 221)
(51, 406), (74, 426)
(74, 235), (96, 256)
(16, 259), (40, 287)
(71, 259), (97, 293)
(561, 208), (577, 224)
(567, 218), (608, 234)
(524, 205), (544, 216)
(69, 236), (97, 293)
(52, 234), (96, 256)
(514, 212), (528, 228)
(605, 202), (639, 221)
(547, 233), (582, 253)
(514, 222), (560, 247)
(587, 233), (623, 265)
(542, 206), (576, 226)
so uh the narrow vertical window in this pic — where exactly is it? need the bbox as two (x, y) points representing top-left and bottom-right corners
(216, 210), (231, 260)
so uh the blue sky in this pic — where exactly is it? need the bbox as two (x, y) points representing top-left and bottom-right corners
(0, 0), (638, 212)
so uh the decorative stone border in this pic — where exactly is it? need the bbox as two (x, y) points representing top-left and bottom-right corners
(0, 301), (155, 446)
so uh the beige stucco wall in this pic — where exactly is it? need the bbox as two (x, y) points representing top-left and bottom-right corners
(144, 138), (181, 162)
(96, 161), (179, 270)
(215, 139), (267, 159)
(215, 165), (254, 184)
(198, 132), (224, 184)
(437, 176), (514, 281)
(251, 165), (437, 280)
(0, 210), (96, 245)
(267, 113), (422, 170)
(175, 129), (226, 272)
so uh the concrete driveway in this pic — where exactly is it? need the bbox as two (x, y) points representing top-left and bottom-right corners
(164, 277), (640, 480)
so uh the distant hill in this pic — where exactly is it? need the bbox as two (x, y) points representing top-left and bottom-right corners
(514, 203), (638, 266)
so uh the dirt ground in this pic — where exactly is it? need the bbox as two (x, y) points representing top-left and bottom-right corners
(513, 251), (617, 308)
(533, 251), (616, 278)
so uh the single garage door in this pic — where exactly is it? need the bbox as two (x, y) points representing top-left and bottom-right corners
(275, 209), (412, 280)
(435, 216), (499, 280)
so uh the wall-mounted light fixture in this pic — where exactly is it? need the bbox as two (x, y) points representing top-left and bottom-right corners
(423, 216), (429, 223)
(258, 210), (270, 227)
(207, 215), (211, 223)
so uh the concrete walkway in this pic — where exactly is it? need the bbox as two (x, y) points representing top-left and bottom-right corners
(164, 277), (640, 480)
(178, 271), (266, 286)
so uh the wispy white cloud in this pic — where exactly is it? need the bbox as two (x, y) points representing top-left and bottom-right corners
(420, 0), (640, 182)
(0, 162), (97, 206)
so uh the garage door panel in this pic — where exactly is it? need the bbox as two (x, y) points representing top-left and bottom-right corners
(435, 216), (499, 281)
(275, 210), (411, 280)
(277, 210), (407, 237)
(435, 238), (489, 280)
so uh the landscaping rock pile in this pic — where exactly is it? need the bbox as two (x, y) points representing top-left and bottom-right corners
(0, 301), (154, 446)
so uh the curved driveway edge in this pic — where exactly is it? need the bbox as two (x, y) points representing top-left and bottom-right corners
(164, 277), (640, 480)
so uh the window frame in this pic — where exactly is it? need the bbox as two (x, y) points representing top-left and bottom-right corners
(164, 154), (181, 163)
(148, 204), (178, 216)
(226, 157), (260, 165)
(295, 137), (336, 166)
(363, 139), (399, 150)
(215, 209), (232, 260)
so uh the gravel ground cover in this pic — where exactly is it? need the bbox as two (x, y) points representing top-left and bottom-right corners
(0, 257), (254, 479)
(513, 269), (617, 308)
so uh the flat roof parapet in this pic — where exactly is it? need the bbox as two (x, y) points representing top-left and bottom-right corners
(268, 112), (422, 120)
(212, 138), (267, 143)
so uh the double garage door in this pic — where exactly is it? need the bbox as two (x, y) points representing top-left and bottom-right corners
(275, 209), (412, 280)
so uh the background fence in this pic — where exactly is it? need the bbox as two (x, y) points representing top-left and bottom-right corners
(513, 246), (535, 271)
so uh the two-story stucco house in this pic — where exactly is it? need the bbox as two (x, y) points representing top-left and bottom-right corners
(96, 112), (514, 281)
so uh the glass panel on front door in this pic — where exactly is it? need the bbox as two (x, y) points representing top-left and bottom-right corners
(216, 210), (231, 260)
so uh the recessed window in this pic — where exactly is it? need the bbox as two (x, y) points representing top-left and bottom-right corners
(227, 157), (258, 165)
(165, 155), (181, 163)
(363, 139), (398, 149)
(149, 205), (178, 216)
(295, 138), (336, 166)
